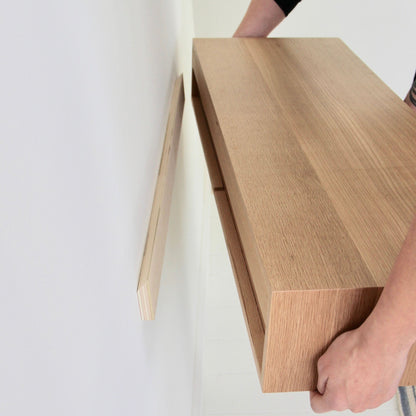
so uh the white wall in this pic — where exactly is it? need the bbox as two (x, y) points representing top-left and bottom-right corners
(192, 0), (416, 98)
(0, 1), (207, 415)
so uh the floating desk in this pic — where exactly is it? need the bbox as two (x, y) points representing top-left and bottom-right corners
(192, 38), (416, 392)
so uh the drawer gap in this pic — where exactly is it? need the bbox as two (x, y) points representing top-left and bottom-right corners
(192, 73), (265, 376)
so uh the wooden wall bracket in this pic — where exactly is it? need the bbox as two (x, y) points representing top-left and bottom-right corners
(137, 74), (185, 320)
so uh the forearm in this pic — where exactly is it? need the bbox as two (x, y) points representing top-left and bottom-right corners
(233, 0), (286, 37)
(361, 214), (416, 354)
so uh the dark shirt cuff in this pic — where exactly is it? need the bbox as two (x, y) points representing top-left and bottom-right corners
(273, 0), (302, 16)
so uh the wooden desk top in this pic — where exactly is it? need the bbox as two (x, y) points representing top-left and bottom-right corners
(194, 37), (416, 289)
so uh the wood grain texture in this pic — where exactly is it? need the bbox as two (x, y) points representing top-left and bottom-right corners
(263, 288), (382, 391)
(242, 39), (416, 287)
(192, 38), (416, 391)
(192, 73), (224, 189)
(215, 190), (265, 376)
(137, 74), (185, 320)
(193, 41), (272, 323)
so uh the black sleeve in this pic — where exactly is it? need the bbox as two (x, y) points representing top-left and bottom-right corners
(410, 72), (416, 106)
(273, 0), (302, 16)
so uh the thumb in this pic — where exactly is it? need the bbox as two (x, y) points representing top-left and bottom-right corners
(310, 390), (331, 414)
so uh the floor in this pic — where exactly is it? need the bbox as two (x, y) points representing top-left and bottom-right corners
(200, 187), (399, 416)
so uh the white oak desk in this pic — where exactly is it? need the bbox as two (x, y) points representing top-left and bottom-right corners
(192, 38), (416, 392)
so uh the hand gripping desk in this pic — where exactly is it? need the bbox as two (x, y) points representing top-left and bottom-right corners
(192, 38), (416, 392)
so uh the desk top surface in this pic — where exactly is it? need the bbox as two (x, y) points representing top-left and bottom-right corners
(193, 38), (416, 292)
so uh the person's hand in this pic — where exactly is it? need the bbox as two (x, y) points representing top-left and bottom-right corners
(310, 326), (409, 413)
